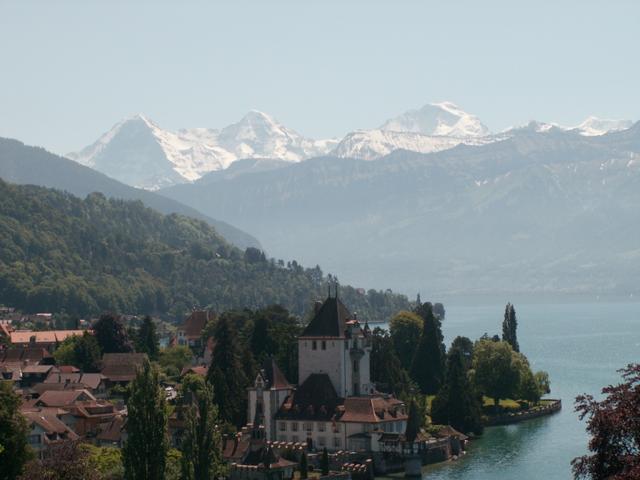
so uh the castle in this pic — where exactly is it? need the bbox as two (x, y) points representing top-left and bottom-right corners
(247, 293), (408, 453)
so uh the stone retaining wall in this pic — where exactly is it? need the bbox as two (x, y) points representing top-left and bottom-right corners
(485, 399), (562, 426)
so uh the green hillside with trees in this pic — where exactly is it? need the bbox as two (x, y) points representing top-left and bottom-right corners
(0, 179), (409, 319)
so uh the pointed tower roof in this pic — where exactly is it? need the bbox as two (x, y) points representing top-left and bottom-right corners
(301, 296), (352, 337)
(262, 357), (292, 390)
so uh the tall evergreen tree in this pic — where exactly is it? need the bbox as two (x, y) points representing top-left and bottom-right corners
(370, 327), (414, 398)
(449, 336), (474, 371)
(93, 313), (133, 354)
(0, 381), (31, 480)
(136, 316), (159, 360)
(122, 359), (168, 480)
(320, 448), (330, 476)
(299, 452), (309, 480)
(502, 303), (519, 352)
(404, 398), (421, 443)
(431, 348), (483, 435)
(180, 383), (223, 480)
(410, 303), (446, 395)
(206, 316), (248, 427)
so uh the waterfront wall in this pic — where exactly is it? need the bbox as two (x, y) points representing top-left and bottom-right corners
(485, 399), (562, 427)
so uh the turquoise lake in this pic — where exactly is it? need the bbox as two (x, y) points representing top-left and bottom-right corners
(385, 302), (640, 480)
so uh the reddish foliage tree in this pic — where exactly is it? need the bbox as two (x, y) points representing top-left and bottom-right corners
(572, 364), (640, 479)
(19, 440), (101, 480)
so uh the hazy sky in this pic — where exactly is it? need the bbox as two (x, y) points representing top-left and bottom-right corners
(1, 0), (638, 154)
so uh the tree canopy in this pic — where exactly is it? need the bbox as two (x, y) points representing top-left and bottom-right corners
(122, 359), (168, 480)
(572, 364), (640, 479)
(0, 180), (410, 320)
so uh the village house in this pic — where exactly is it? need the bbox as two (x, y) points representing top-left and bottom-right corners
(22, 408), (79, 458)
(100, 352), (147, 386)
(175, 310), (214, 348)
(247, 293), (408, 454)
(42, 372), (109, 398)
(9, 329), (87, 351)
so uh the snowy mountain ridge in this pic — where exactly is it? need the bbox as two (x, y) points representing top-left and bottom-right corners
(68, 103), (634, 189)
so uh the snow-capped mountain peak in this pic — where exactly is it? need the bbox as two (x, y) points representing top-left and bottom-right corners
(571, 116), (633, 136)
(380, 101), (490, 138)
(68, 111), (338, 189)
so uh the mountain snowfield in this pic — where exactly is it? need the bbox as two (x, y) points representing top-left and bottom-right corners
(68, 111), (338, 190)
(68, 102), (634, 190)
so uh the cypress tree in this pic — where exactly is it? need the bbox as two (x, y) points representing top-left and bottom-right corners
(0, 382), (31, 480)
(300, 452), (309, 480)
(180, 383), (223, 480)
(122, 359), (168, 480)
(410, 303), (446, 395)
(405, 398), (421, 442)
(320, 448), (330, 476)
(136, 316), (159, 360)
(502, 303), (519, 352)
(431, 348), (483, 435)
(206, 316), (248, 427)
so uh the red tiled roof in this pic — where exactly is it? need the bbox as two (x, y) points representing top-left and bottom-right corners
(10, 330), (87, 344)
(23, 409), (79, 440)
(181, 365), (208, 377)
(180, 311), (213, 339)
(340, 396), (407, 423)
(45, 372), (106, 390)
(35, 389), (96, 407)
(101, 353), (147, 382)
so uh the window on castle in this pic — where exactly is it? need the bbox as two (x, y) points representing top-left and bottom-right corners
(292, 422), (299, 432)
(318, 422), (326, 432)
(353, 360), (359, 373)
(304, 422), (313, 432)
(321, 340), (326, 350)
(312, 340), (317, 350)
(279, 422), (286, 432)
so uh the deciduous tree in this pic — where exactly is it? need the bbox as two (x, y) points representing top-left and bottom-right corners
(389, 311), (423, 372)
(572, 364), (640, 479)
(94, 314), (133, 354)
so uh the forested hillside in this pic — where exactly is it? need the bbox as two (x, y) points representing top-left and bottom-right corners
(0, 180), (409, 320)
(0, 137), (260, 249)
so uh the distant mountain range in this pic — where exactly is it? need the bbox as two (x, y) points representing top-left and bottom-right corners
(67, 102), (634, 190)
(159, 122), (640, 299)
(0, 138), (260, 249)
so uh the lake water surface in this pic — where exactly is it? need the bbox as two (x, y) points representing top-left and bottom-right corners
(387, 302), (640, 480)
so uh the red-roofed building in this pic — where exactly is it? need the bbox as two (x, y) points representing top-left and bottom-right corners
(22, 408), (79, 457)
(246, 294), (408, 454)
(176, 310), (214, 348)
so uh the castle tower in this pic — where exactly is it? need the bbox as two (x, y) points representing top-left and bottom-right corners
(297, 292), (372, 398)
(247, 357), (294, 441)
